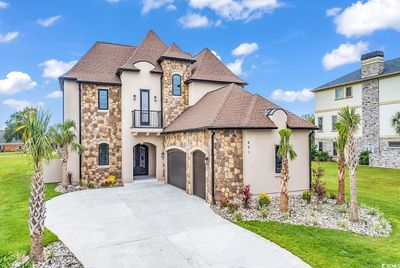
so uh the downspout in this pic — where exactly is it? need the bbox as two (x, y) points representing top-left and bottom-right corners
(308, 131), (312, 189)
(160, 74), (164, 128)
(79, 83), (82, 180)
(211, 130), (216, 205)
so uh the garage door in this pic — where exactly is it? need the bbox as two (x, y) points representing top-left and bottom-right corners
(167, 149), (186, 191)
(193, 151), (206, 199)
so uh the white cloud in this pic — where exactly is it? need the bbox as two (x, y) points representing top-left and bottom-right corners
(322, 41), (369, 70)
(166, 4), (177, 10)
(142, 0), (174, 14)
(271, 88), (314, 102)
(332, 0), (400, 37)
(188, 0), (281, 21)
(2, 99), (31, 110)
(0, 32), (19, 43)
(106, 0), (120, 2)
(0, 1), (9, 9)
(37, 15), (61, 27)
(211, 50), (221, 60)
(46, 90), (62, 99)
(39, 59), (77, 79)
(232, 42), (258, 57)
(227, 58), (244, 76)
(326, 7), (341, 17)
(179, 13), (211, 28)
(0, 72), (37, 95)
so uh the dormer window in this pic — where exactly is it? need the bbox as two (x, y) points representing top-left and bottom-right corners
(172, 74), (181, 96)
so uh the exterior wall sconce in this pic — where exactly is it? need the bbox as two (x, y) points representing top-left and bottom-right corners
(204, 157), (209, 165)
(161, 152), (165, 159)
(133, 95), (136, 101)
(154, 96), (157, 102)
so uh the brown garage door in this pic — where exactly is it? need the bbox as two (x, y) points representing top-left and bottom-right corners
(167, 149), (186, 191)
(193, 150), (206, 199)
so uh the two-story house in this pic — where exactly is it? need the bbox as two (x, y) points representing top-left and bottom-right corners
(60, 31), (316, 203)
(313, 51), (400, 168)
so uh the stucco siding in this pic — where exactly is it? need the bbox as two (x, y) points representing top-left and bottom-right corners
(188, 81), (230, 106)
(314, 83), (362, 112)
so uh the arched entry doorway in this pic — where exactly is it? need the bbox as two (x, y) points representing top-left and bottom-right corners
(167, 149), (186, 191)
(133, 144), (148, 176)
(193, 150), (206, 199)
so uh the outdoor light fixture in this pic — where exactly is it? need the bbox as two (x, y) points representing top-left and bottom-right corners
(161, 152), (165, 159)
(154, 96), (157, 102)
(205, 157), (209, 165)
(133, 94), (136, 101)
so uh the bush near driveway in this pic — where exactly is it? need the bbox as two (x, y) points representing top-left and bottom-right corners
(237, 162), (400, 267)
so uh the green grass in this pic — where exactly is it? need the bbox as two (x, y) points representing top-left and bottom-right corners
(238, 162), (400, 267)
(0, 152), (61, 255)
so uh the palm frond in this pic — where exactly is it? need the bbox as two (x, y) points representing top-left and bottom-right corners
(392, 112), (400, 136)
(277, 128), (297, 161)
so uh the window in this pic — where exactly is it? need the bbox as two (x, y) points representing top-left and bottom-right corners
(172, 74), (181, 96)
(388, 141), (400, 148)
(332, 115), (337, 132)
(318, 117), (323, 131)
(335, 88), (344, 100)
(333, 141), (337, 156)
(99, 143), (109, 166)
(98, 89), (108, 110)
(318, 142), (323, 152)
(275, 145), (282, 173)
(345, 86), (353, 98)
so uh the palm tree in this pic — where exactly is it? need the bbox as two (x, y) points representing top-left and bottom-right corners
(337, 106), (361, 222)
(16, 108), (55, 263)
(392, 112), (400, 136)
(277, 128), (297, 212)
(335, 122), (347, 205)
(52, 120), (84, 188)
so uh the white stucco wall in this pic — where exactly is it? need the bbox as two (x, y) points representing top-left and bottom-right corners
(188, 81), (229, 106)
(379, 75), (400, 136)
(63, 80), (80, 183)
(43, 159), (62, 183)
(120, 62), (164, 183)
(314, 83), (362, 112)
(243, 110), (310, 195)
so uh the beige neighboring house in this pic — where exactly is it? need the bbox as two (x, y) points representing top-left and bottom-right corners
(313, 51), (400, 168)
(60, 31), (316, 203)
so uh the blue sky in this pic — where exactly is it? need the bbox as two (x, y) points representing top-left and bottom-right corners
(1, 0), (400, 127)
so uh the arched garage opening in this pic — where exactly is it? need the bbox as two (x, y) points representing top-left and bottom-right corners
(192, 150), (206, 199)
(167, 149), (186, 191)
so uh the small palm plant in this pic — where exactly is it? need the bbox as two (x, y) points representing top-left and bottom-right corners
(337, 106), (361, 222)
(16, 108), (55, 263)
(52, 120), (84, 188)
(335, 122), (348, 205)
(392, 112), (400, 136)
(277, 128), (297, 212)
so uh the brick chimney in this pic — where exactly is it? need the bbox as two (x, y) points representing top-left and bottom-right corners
(361, 51), (384, 79)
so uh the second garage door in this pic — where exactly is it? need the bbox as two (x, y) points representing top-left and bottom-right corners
(167, 149), (186, 191)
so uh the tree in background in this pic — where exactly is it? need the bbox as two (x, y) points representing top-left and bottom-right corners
(337, 106), (361, 222)
(16, 108), (54, 263)
(4, 107), (37, 142)
(392, 112), (400, 136)
(277, 128), (297, 212)
(335, 121), (348, 205)
(302, 114), (317, 159)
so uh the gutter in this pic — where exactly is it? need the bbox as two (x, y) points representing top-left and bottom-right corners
(211, 130), (216, 205)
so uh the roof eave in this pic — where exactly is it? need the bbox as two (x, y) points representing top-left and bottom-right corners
(157, 56), (196, 63)
(185, 77), (248, 85)
(162, 126), (277, 134)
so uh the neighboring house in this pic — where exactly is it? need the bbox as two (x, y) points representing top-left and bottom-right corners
(0, 130), (23, 152)
(313, 51), (400, 168)
(60, 31), (316, 203)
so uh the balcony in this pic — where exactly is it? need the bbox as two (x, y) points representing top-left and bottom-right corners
(132, 110), (162, 130)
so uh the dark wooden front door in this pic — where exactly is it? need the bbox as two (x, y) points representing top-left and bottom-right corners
(167, 149), (186, 191)
(193, 151), (206, 199)
(134, 144), (148, 176)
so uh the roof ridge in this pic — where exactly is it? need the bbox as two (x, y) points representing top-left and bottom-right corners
(210, 84), (236, 126)
(96, 41), (136, 47)
(243, 95), (260, 125)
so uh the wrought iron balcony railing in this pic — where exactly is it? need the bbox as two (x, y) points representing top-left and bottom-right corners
(132, 110), (162, 128)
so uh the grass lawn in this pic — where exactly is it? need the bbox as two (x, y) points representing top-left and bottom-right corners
(0, 152), (61, 255)
(238, 162), (400, 268)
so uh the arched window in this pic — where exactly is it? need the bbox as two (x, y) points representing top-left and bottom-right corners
(172, 74), (181, 96)
(99, 143), (109, 166)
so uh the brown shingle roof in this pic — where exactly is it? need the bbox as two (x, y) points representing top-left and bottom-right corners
(188, 48), (247, 85)
(158, 43), (196, 63)
(119, 31), (168, 73)
(60, 42), (136, 84)
(163, 83), (316, 133)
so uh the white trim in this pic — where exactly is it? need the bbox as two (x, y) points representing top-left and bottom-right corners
(165, 146), (186, 153)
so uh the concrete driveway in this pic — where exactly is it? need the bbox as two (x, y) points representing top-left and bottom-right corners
(46, 179), (309, 268)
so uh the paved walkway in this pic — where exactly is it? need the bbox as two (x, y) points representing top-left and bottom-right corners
(46, 179), (309, 268)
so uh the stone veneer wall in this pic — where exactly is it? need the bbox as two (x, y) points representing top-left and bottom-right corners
(315, 137), (363, 159)
(163, 129), (244, 203)
(160, 59), (191, 127)
(361, 60), (384, 78)
(370, 139), (400, 168)
(362, 79), (380, 153)
(81, 84), (122, 183)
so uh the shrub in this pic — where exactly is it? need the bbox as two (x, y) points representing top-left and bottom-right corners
(337, 220), (348, 229)
(219, 197), (229, 208)
(328, 192), (337, 200)
(312, 166), (326, 202)
(101, 175), (117, 186)
(258, 192), (271, 208)
(242, 184), (252, 209)
(258, 206), (268, 219)
(227, 202), (238, 214)
(314, 151), (331, 162)
(234, 210), (243, 221)
(359, 151), (370, 165)
(67, 172), (73, 185)
(301, 190), (312, 204)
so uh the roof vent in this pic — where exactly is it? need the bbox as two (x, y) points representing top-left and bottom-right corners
(361, 51), (384, 61)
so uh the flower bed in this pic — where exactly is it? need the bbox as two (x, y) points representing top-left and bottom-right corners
(212, 195), (391, 237)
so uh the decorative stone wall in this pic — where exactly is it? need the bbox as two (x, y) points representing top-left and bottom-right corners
(160, 59), (191, 127)
(370, 139), (400, 168)
(361, 60), (384, 78)
(362, 79), (380, 154)
(315, 137), (363, 159)
(81, 84), (122, 183)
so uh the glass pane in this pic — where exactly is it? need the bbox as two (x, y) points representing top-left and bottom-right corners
(335, 88), (344, 99)
(173, 75), (181, 96)
(140, 90), (149, 124)
(346, 87), (352, 97)
(99, 144), (109, 165)
(99, 90), (108, 110)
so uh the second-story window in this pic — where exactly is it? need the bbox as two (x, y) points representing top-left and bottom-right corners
(172, 74), (181, 96)
(335, 88), (344, 100)
(318, 117), (323, 131)
(345, 86), (353, 98)
(332, 115), (337, 131)
(335, 86), (352, 100)
(98, 89), (108, 110)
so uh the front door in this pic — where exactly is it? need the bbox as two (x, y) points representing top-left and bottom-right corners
(140, 89), (150, 126)
(134, 144), (148, 176)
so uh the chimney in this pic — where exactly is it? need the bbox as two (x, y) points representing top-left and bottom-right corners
(361, 51), (384, 79)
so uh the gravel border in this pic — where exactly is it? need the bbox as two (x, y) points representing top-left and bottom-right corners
(55, 182), (123, 194)
(212, 195), (392, 237)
